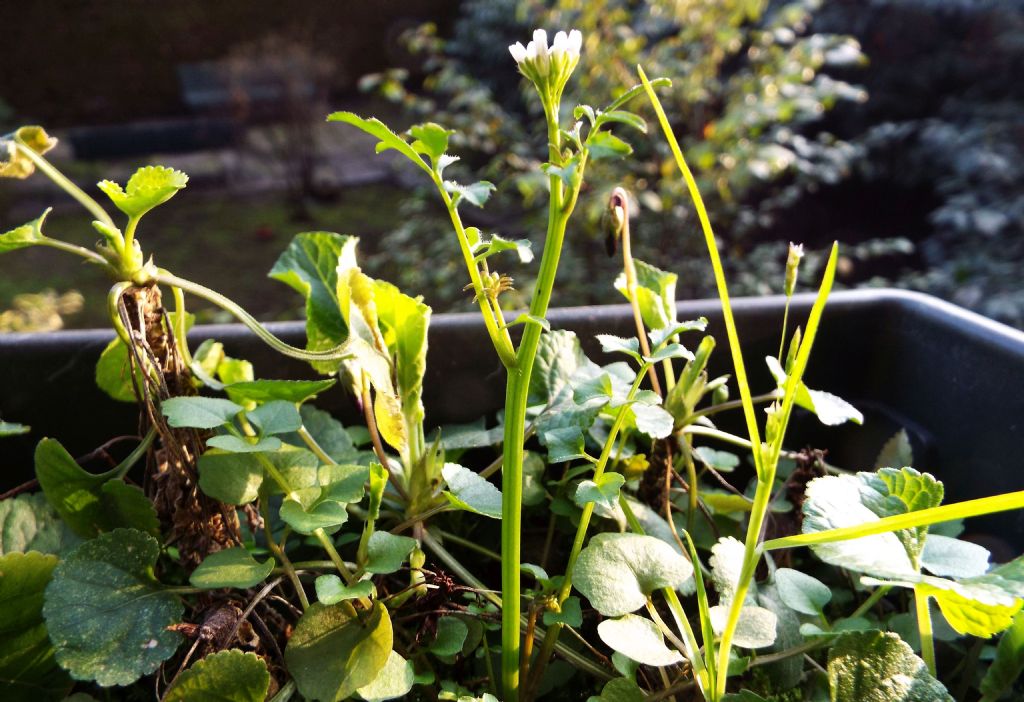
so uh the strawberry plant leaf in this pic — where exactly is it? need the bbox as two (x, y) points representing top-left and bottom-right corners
(408, 122), (453, 165)
(97, 166), (187, 218)
(356, 649), (416, 702)
(0, 551), (70, 700)
(189, 547), (275, 589)
(827, 631), (953, 701)
(575, 533), (694, 617)
(163, 649), (270, 702)
(441, 463), (502, 519)
(285, 601), (392, 702)
(529, 330), (595, 406)
(43, 529), (183, 686)
(597, 614), (684, 667)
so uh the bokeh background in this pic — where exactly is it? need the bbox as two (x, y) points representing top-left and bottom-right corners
(2, 0), (1022, 331)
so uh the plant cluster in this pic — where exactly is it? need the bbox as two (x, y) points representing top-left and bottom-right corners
(2, 27), (1024, 702)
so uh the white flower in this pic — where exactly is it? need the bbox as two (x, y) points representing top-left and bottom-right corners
(508, 28), (582, 94)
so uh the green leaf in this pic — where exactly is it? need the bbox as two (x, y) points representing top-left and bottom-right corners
(614, 259), (678, 331)
(542, 426), (590, 464)
(0, 492), (78, 556)
(225, 378), (336, 405)
(270, 232), (357, 374)
(693, 446), (740, 472)
(163, 649), (270, 702)
(0, 420), (30, 437)
(189, 547), (275, 589)
(247, 400), (302, 436)
(198, 445), (318, 505)
(294, 406), (362, 463)
(285, 601), (392, 702)
(980, 610), (1024, 701)
(0, 127), (57, 179)
(280, 489), (350, 535)
(444, 180), (495, 208)
(597, 614), (684, 667)
(161, 396), (243, 429)
(543, 596), (583, 628)
(774, 568), (832, 615)
(205, 435), (282, 453)
(587, 131), (633, 160)
(765, 356), (863, 426)
(472, 234), (534, 264)
(35, 439), (159, 538)
(592, 677), (646, 702)
(315, 575), (374, 605)
(95, 337), (145, 402)
(629, 402), (673, 439)
(0, 209), (49, 254)
(709, 603), (778, 649)
(574, 473), (626, 509)
(645, 343), (693, 363)
(595, 110), (647, 133)
(919, 534), (990, 578)
(0, 551), (70, 700)
(875, 429), (913, 470)
(575, 533), (694, 617)
(408, 122), (453, 164)
(327, 112), (432, 176)
(43, 529), (183, 686)
(429, 616), (469, 657)
(366, 532), (418, 575)
(596, 334), (642, 362)
(916, 578), (1022, 638)
(441, 463), (502, 519)
(529, 330), (595, 406)
(357, 649), (416, 701)
(97, 166), (187, 218)
(439, 419), (504, 450)
(827, 631), (953, 701)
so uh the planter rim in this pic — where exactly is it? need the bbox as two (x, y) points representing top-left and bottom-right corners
(2, 288), (1022, 353)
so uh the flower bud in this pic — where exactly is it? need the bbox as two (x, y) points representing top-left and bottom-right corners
(784, 242), (804, 297)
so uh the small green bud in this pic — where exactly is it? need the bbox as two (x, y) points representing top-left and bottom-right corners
(712, 382), (729, 406)
(784, 242), (804, 297)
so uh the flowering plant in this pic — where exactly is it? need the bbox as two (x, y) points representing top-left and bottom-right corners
(0, 26), (1023, 702)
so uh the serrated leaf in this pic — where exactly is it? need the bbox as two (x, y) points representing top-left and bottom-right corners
(163, 649), (270, 702)
(441, 463), (502, 518)
(365, 532), (418, 575)
(315, 575), (374, 605)
(588, 131), (633, 160)
(444, 180), (495, 208)
(575, 533), (694, 617)
(0, 209), (50, 254)
(472, 234), (534, 264)
(615, 260), (678, 331)
(574, 473), (626, 510)
(0, 551), (70, 700)
(629, 402), (673, 439)
(543, 596), (583, 628)
(775, 568), (832, 615)
(408, 122), (453, 164)
(357, 649), (416, 701)
(916, 578), (1022, 638)
(827, 631), (953, 701)
(161, 396), (243, 429)
(429, 616), (469, 657)
(97, 165), (187, 218)
(225, 378), (336, 405)
(270, 232), (357, 374)
(598, 614), (683, 667)
(0, 492), (78, 556)
(189, 547), (275, 589)
(327, 112), (432, 176)
(596, 334), (642, 361)
(875, 429), (913, 470)
(529, 330), (595, 406)
(0, 127), (57, 179)
(980, 610), (1024, 701)
(285, 601), (392, 702)
(43, 529), (183, 686)
(35, 439), (158, 538)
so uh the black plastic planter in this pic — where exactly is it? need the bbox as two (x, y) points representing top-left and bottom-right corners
(2, 289), (1023, 546)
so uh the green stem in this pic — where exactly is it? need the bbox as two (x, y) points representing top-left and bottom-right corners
(168, 284), (193, 367)
(915, 587), (937, 676)
(313, 528), (359, 587)
(778, 297), (792, 362)
(154, 271), (352, 365)
(38, 237), (111, 267)
(297, 426), (335, 465)
(849, 585), (891, 620)
(260, 499), (308, 610)
(15, 144), (115, 227)
(109, 428), (156, 480)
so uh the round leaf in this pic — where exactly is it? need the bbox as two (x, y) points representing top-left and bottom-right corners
(827, 631), (953, 701)
(365, 532), (418, 575)
(597, 614), (684, 667)
(775, 568), (832, 615)
(575, 533), (694, 616)
(315, 575), (375, 605)
(43, 529), (183, 686)
(163, 649), (270, 702)
(356, 649), (415, 701)
(441, 463), (502, 519)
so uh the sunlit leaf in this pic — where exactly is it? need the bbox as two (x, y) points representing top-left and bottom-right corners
(163, 650), (270, 702)
(198, 445), (318, 505)
(0, 420), (30, 437)
(327, 112), (432, 176)
(357, 649), (416, 701)
(225, 378), (336, 405)
(774, 567), (832, 615)
(574, 473), (625, 510)
(161, 396), (243, 429)
(444, 180), (495, 208)
(0, 127), (57, 179)
(614, 259), (678, 331)
(597, 614), (684, 666)
(97, 166), (187, 218)
(0, 209), (50, 254)
(827, 631), (953, 701)
(543, 596), (583, 628)
(588, 131), (633, 160)
(441, 463), (502, 519)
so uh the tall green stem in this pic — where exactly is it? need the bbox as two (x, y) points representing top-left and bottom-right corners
(15, 144), (115, 227)
(915, 588), (937, 675)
